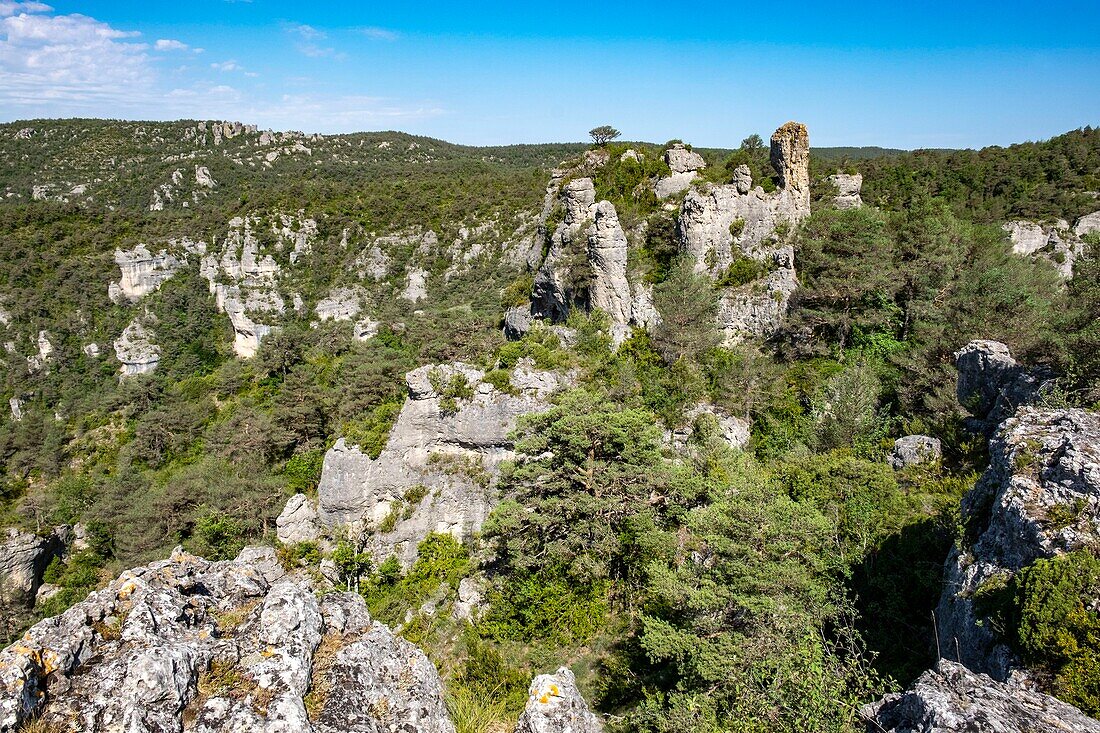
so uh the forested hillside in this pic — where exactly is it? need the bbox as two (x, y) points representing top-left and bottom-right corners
(0, 118), (1097, 733)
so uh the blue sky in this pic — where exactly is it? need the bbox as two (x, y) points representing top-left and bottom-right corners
(1, 1), (1098, 148)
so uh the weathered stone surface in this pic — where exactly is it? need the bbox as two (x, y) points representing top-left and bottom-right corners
(656, 144), (706, 199)
(955, 340), (1052, 432)
(503, 304), (534, 341)
(1075, 210), (1100, 237)
(202, 213), (315, 358)
(1003, 220), (1082, 278)
(276, 494), (321, 544)
(770, 121), (811, 204)
(402, 268), (429, 302)
(0, 527), (67, 606)
(314, 287), (362, 322)
(515, 667), (602, 733)
(826, 172), (863, 209)
(113, 319), (159, 377)
(937, 408), (1100, 680)
(863, 660), (1100, 733)
(731, 164), (752, 194)
(452, 577), (485, 622)
(26, 330), (53, 371)
(532, 177), (597, 324)
(676, 122), (810, 344)
(317, 360), (568, 566)
(888, 435), (942, 470)
(109, 244), (183, 303)
(587, 200), (632, 336)
(668, 403), (751, 452)
(0, 547), (454, 733)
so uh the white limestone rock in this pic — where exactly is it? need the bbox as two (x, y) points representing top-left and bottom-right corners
(401, 268), (429, 302)
(826, 172), (863, 209)
(317, 361), (568, 566)
(864, 660), (1100, 733)
(110, 244), (183, 303)
(0, 547), (455, 733)
(515, 667), (603, 733)
(888, 434), (942, 469)
(1003, 220), (1083, 278)
(656, 144), (706, 199)
(26, 330), (53, 371)
(314, 287), (362, 322)
(1074, 210), (1100, 237)
(275, 494), (321, 545)
(194, 165), (216, 189)
(113, 320), (160, 377)
(937, 408), (1100, 680)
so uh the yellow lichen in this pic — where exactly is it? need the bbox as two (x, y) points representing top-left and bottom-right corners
(539, 694), (549, 704)
(550, 684), (559, 696)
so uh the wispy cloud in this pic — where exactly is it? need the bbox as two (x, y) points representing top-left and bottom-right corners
(155, 38), (190, 51)
(285, 22), (324, 41)
(359, 26), (399, 42)
(0, 1), (52, 17)
(211, 59), (241, 72)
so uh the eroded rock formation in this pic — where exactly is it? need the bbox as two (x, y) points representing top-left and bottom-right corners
(826, 172), (863, 209)
(0, 547), (455, 733)
(864, 660), (1100, 733)
(1003, 219), (1084, 278)
(113, 319), (159, 377)
(0, 527), (68, 606)
(955, 339), (1052, 433)
(314, 360), (567, 566)
(936, 407), (1100, 680)
(655, 143), (706, 199)
(888, 434), (942, 470)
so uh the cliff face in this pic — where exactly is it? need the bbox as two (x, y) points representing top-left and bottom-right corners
(306, 360), (568, 566)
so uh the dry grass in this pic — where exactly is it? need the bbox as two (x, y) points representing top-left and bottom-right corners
(304, 632), (344, 719)
(446, 685), (515, 733)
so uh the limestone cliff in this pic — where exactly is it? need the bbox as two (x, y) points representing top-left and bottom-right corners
(311, 360), (568, 566)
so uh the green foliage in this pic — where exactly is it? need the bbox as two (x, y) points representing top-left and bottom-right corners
(192, 509), (246, 561)
(715, 253), (776, 288)
(343, 400), (404, 458)
(281, 450), (325, 495)
(652, 257), (720, 364)
(480, 568), (610, 645)
(1015, 550), (1100, 715)
(365, 533), (470, 625)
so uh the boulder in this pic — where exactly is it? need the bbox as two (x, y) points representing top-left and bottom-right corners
(314, 287), (362, 322)
(888, 435), (942, 470)
(826, 172), (863, 209)
(317, 361), (568, 566)
(515, 667), (602, 733)
(0, 546), (454, 733)
(863, 660), (1100, 733)
(955, 340), (1052, 432)
(276, 494), (321, 544)
(503, 304), (533, 340)
(668, 403), (751, 452)
(937, 408), (1100, 679)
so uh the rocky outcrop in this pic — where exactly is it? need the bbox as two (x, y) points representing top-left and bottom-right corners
(1075, 210), (1100, 238)
(316, 360), (568, 566)
(888, 434), (942, 470)
(0, 546), (455, 733)
(655, 143), (706, 199)
(0, 527), (68, 606)
(314, 287), (362, 322)
(863, 660), (1100, 733)
(937, 407), (1100, 680)
(1003, 220), (1083, 278)
(26, 330), (52, 371)
(515, 667), (602, 733)
(109, 244), (183, 303)
(955, 340), (1052, 433)
(276, 494), (321, 545)
(202, 213), (316, 358)
(667, 403), (751, 452)
(826, 173), (863, 209)
(402, 268), (429, 302)
(113, 319), (159, 377)
(678, 122), (810, 344)
(587, 201), (632, 340)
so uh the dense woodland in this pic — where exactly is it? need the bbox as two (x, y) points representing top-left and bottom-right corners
(0, 119), (1098, 732)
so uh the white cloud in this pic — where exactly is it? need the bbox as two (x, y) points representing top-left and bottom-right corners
(285, 22), (324, 41)
(0, 8), (153, 112)
(0, 1), (52, 18)
(360, 26), (398, 42)
(155, 38), (189, 51)
(211, 60), (240, 72)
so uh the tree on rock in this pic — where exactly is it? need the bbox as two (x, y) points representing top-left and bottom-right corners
(589, 125), (621, 146)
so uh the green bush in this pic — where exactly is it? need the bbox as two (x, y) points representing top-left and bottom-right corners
(1015, 550), (1100, 715)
